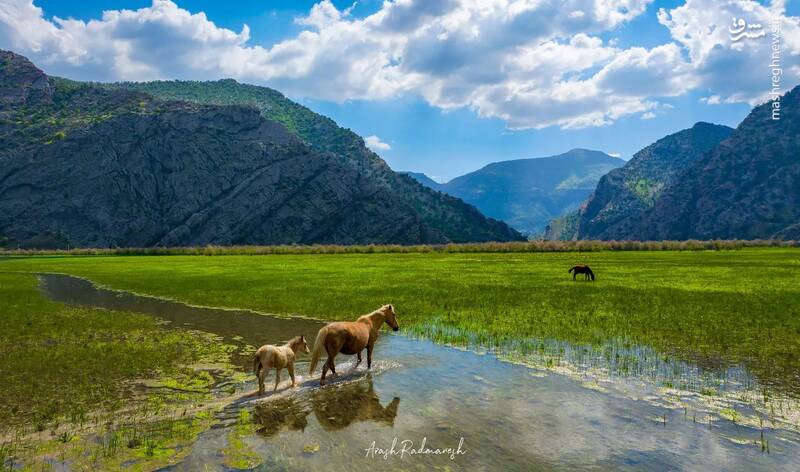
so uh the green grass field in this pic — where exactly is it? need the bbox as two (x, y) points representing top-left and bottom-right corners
(0, 273), (232, 430)
(2, 248), (800, 396)
(0, 273), (239, 470)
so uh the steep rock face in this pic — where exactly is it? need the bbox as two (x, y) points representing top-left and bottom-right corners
(0, 51), (522, 248)
(575, 123), (733, 240)
(632, 86), (800, 240)
(0, 51), (53, 107)
(1, 107), (430, 247)
(437, 149), (623, 235)
(115, 79), (522, 244)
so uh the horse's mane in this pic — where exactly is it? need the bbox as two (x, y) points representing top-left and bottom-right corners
(286, 335), (305, 346)
(358, 305), (390, 321)
(357, 306), (394, 330)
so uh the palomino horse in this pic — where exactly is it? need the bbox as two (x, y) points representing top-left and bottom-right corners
(569, 265), (596, 281)
(253, 335), (309, 395)
(308, 304), (399, 385)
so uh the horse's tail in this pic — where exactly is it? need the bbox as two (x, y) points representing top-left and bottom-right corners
(308, 327), (328, 374)
(588, 268), (595, 281)
(252, 354), (262, 376)
(568, 266), (575, 273)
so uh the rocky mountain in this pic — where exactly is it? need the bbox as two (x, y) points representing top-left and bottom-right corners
(401, 172), (445, 192)
(630, 86), (800, 240)
(0, 51), (523, 248)
(406, 149), (623, 235)
(564, 122), (733, 240)
(542, 209), (581, 241)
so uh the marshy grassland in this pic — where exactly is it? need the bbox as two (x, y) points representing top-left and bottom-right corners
(2, 246), (800, 469)
(2, 247), (800, 393)
(0, 272), (236, 470)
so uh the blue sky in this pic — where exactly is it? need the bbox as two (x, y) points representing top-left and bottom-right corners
(4, 0), (799, 181)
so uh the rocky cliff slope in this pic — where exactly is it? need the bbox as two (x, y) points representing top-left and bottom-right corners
(631, 86), (800, 240)
(0, 51), (522, 248)
(571, 122), (733, 240)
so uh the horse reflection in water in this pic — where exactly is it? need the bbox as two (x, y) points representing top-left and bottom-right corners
(311, 379), (400, 431)
(252, 378), (400, 436)
(252, 397), (310, 437)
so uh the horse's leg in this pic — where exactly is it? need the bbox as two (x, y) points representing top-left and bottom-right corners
(354, 351), (362, 370)
(321, 360), (328, 386)
(328, 356), (338, 377)
(274, 368), (281, 392)
(326, 343), (339, 377)
(288, 363), (296, 388)
(367, 344), (373, 369)
(257, 366), (266, 395)
(573, 272), (577, 281)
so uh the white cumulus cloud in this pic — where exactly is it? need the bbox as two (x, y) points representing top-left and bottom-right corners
(0, 0), (797, 129)
(364, 135), (391, 152)
(658, 0), (800, 105)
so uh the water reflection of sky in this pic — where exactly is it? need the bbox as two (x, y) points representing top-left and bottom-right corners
(172, 336), (800, 471)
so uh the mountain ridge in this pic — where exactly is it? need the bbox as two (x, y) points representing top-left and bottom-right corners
(566, 122), (734, 240)
(545, 87), (799, 241)
(406, 149), (623, 235)
(110, 77), (523, 244)
(400, 172), (445, 191)
(0, 50), (523, 248)
(630, 85), (800, 240)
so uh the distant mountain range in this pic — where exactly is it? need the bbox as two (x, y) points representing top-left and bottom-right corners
(404, 149), (623, 235)
(546, 85), (799, 241)
(0, 51), (522, 248)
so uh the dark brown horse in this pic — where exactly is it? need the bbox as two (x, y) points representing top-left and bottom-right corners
(308, 304), (399, 385)
(569, 265), (595, 281)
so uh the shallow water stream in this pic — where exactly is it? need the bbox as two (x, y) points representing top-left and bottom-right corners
(39, 274), (800, 471)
